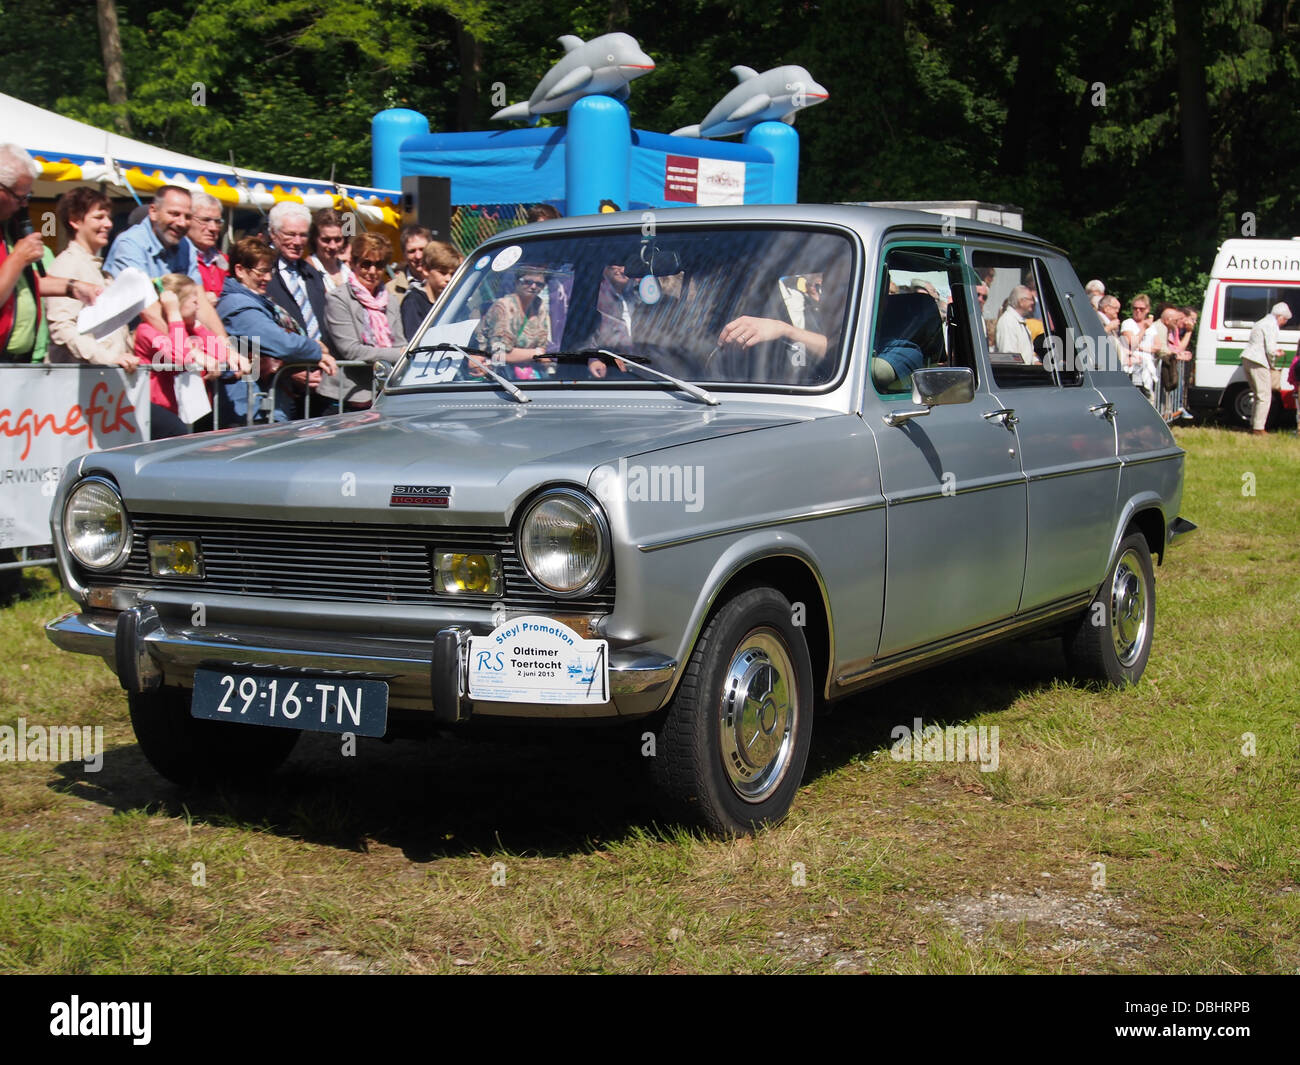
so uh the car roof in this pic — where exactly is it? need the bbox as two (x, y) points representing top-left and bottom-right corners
(496, 202), (1063, 254)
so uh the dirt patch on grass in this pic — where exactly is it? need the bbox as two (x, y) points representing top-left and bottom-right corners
(919, 886), (1157, 971)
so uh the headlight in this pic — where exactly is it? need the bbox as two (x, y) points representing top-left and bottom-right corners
(63, 478), (132, 570)
(517, 488), (611, 597)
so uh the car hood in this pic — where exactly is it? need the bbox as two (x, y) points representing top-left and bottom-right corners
(77, 400), (813, 523)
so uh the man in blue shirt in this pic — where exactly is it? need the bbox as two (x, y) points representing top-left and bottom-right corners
(104, 185), (235, 360)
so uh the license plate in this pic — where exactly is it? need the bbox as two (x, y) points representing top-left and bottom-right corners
(192, 669), (389, 737)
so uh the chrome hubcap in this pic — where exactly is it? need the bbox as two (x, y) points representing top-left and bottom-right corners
(718, 629), (796, 802)
(1110, 549), (1148, 667)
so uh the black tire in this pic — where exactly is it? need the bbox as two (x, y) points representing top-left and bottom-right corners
(650, 587), (815, 835)
(128, 687), (300, 786)
(1063, 532), (1156, 686)
(1226, 384), (1254, 428)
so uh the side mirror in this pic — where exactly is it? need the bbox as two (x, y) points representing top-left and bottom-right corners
(884, 367), (975, 427)
(911, 366), (974, 406)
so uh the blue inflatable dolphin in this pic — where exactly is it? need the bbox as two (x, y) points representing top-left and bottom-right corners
(491, 33), (656, 122)
(672, 65), (828, 138)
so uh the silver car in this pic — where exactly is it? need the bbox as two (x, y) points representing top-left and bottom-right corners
(46, 204), (1194, 835)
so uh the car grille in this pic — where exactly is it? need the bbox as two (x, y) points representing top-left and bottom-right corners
(102, 514), (615, 611)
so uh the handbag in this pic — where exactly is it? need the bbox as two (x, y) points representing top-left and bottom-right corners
(1159, 351), (1179, 391)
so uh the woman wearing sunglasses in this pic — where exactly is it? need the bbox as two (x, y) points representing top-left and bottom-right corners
(473, 267), (554, 379)
(322, 232), (407, 410)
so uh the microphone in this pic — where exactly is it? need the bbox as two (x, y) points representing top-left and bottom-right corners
(15, 216), (46, 277)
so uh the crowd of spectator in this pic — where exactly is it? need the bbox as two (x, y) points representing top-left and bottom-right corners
(0, 143), (467, 436)
(1088, 279), (1198, 425)
(3, 144), (1287, 436)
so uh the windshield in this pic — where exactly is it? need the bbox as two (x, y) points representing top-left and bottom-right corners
(390, 225), (855, 391)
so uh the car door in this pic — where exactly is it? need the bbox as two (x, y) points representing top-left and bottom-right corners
(970, 246), (1120, 610)
(867, 241), (1027, 659)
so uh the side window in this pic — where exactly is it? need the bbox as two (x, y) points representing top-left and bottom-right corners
(869, 244), (978, 396)
(972, 250), (1078, 388)
(1223, 285), (1300, 328)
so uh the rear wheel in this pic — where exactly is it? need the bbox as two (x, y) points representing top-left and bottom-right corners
(1226, 384), (1253, 427)
(1063, 533), (1155, 686)
(129, 687), (300, 786)
(650, 587), (814, 835)
(1224, 383), (1282, 427)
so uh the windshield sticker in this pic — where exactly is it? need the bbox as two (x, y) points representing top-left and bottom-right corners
(491, 245), (523, 272)
(474, 254), (491, 270)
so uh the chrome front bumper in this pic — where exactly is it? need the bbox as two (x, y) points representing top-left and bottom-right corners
(46, 606), (677, 722)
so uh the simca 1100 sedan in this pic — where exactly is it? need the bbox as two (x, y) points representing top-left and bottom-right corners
(46, 204), (1194, 835)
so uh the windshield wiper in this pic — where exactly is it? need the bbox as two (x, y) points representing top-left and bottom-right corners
(548, 349), (720, 407)
(400, 343), (530, 404)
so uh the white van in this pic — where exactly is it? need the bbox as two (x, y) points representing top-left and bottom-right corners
(1192, 238), (1300, 425)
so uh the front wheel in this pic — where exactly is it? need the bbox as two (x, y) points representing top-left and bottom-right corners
(650, 587), (815, 835)
(1063, 532), (1156, 686)
(129, 687), (301, 786)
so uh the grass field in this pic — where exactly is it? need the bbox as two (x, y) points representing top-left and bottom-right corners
(1, 425), (1296, 974)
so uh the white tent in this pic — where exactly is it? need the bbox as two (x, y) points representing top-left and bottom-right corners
(0, 92), (399, 226)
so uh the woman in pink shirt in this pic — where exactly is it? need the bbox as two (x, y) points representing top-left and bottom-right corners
(134, 273), (222, 438)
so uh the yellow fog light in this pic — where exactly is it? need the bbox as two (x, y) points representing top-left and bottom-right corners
(434, 551), (503, 596)
(148, 538), (204, 578)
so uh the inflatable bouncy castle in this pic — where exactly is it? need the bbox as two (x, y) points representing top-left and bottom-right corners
(371, 33), (827, 245)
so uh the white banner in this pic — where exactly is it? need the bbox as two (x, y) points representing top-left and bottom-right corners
(0, 366), (152, 550)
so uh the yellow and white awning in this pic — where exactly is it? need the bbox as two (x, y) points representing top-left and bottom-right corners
(1, 92), (400, 228)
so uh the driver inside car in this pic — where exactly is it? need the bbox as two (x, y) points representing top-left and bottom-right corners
(717, 313), (828, 361)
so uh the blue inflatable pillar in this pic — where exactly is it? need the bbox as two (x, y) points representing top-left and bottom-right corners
(566, 96), (630, 215)
(745, 121), (800, 204)
(372, 109), (430, 191)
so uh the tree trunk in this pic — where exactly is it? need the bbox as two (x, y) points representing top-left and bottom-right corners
(96, 0), (132, 136)
(998, 18), (1047, 175)
(607, 0), (629, 32)
(1172, 0), (1214, 223)
(456, 24), (481, 132)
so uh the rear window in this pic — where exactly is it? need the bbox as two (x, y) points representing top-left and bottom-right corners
(1222, 285), (1300, 329)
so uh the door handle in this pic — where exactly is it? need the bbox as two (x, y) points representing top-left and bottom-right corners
(982, 408), (1018, 429)
(883, 407), (931, 427)
(1089, 402), (1116, 421)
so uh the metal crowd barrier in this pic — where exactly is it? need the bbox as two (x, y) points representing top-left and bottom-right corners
(212, 358), (390, 428)
(0, 545), (55, 574)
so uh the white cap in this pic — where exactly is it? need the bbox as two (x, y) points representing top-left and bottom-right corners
(1272, 302), (1292, 318)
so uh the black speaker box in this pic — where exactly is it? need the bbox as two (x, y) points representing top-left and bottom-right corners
(400, 176), (452, 240)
